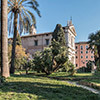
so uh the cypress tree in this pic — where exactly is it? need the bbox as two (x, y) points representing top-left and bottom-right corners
(52, 24), (66, 46)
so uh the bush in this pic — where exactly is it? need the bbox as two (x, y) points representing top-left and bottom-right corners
(63, 61), (76, 76)
(8, 45), (29, 72)
(30, 45), (68, 75)
(77, 61), (95, 73)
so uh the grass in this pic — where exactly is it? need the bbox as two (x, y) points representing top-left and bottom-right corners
(0, 74), (100, 100)
(49, 72), (100, 90)
(77, 72), (100, 90)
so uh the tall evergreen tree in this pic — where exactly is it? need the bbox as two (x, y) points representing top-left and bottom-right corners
(52, 24), (66, 46)
(50, 24), (68, 73)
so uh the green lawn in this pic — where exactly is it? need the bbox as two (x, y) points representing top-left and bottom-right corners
(0, 74), (100, 100)
(0, 75), (100, 100)
(77, 72), (100, 90)
(49, 72), (100, 90)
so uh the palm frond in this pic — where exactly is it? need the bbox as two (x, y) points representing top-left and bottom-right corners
(22, 7), (36, 25)
(8, 1), (13, 6)
(23, 2), (41, 17)
(9, 0), (15, 4)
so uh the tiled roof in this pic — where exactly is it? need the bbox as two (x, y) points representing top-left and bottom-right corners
(21, 32), (52, 38)
(8, 26), (67, 39)
(75, 41), (89, 44)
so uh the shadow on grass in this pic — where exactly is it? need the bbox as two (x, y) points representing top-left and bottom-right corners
(12, 72), (100, 82)
(48, 73), (100, 81)
(0, 75), (100, 100)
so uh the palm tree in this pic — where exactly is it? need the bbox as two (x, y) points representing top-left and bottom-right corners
(8, 0), (41, 74)
(88, 31), (100, 69)
(1, 0), (10, 77)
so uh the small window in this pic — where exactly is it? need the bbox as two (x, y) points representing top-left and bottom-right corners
(91, 51), (93, 53)
(34, 40), (38, 46)
(83, 62), (85, 64)
(34, 36), (37, 38)
(86, 45), (88, 50)
(76, 46), (78, 49)
(76, 56), (78, 59)
(80, 46), (83, 50)
(86, 60), (88, 62)
(46, 34), (48, 36)
(86, 51), (88, 54)
(81, 51), (83, 54)
(81, 56), (83, 59)
(46, 39), (49, 45)
(76, 51), (77, 54)
(91, 56), (93, 58)
(76, 64), (78, 67)
(86, 56), (88, 58)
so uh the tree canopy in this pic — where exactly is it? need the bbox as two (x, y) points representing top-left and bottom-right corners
(88, 30), (100, 70)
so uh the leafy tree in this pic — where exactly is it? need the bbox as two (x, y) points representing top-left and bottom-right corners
(8, 0), (41, 74)
(64, 61), (76, 76)
(86, 61), (93, 72)
(32, 46), (68, 75)
(8, 33), (29, 73)
(88, 31), (100, 69)
(27, 24), (69, 75)
(1, 0), (10, 78)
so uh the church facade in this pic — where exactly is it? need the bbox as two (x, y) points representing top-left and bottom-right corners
(21, 20), (77, 65)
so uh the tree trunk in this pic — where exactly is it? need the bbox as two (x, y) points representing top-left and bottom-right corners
(1, 0), (10, 77)
(10, 12), (18, 74)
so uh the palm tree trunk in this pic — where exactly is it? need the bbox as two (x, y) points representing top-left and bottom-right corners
(1, 0), (10, 77)
(10, 12), (18, 74)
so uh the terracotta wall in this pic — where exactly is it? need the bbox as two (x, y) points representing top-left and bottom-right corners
(75, 42), (94, 69)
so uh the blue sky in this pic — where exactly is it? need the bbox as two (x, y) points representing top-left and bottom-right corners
(34, 0), (100, 42)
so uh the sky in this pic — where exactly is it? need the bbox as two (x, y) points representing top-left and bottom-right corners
(33, 0), (100, 42)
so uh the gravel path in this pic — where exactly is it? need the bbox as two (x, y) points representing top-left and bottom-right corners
(67, 81), (100, 95)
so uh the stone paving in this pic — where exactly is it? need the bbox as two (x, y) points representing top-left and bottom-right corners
(67, 81), (100, 95)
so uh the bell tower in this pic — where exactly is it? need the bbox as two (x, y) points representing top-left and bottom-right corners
(30, 24), (36, 35)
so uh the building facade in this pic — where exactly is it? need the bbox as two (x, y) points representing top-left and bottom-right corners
(75, 42), (94, 69)
(21, 21), (77, 64)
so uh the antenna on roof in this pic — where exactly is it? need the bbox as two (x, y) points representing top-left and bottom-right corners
(70, 16), (72, 21)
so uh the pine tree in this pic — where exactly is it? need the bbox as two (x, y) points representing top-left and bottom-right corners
(52, 24), (66, 46)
